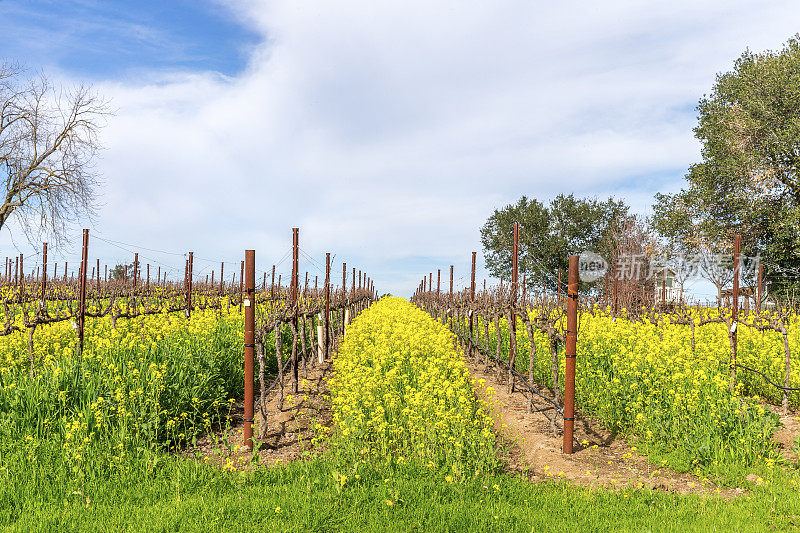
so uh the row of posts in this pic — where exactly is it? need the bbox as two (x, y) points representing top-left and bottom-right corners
(242, 228), (377, 450)
(412, 223), (578, 454)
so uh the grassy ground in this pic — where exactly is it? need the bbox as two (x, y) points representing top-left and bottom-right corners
(4, 454), (800, 532)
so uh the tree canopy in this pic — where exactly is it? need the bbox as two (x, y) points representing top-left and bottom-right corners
(480, 194), (628, 291)
(652, 36), (800, 293)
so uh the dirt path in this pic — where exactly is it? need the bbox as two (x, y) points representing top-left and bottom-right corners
(189, 360), (334, 470)
(767, 404), (799, 462)
(470, 358), (742, 496)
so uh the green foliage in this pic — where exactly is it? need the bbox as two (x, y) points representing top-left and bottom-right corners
(653, 35), (800, 294)
(109, 263), (134, 281)
(480, 194), (628, 291)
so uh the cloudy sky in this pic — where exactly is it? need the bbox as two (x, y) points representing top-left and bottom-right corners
(1, 1), (799, 296)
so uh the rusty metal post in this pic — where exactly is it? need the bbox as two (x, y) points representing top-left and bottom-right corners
(271, 265), (275, 300)
(186, 252), (194, 317)
(757, 262), (763, 312)
(351, 268), (355, 300)
(77, 230), (89, 354)
(133, 253), (139, 295)
(342, 262), (349, 331)
(221, 262), (225, 292)
(509, 224), (519, 391)
(40, 243), (48, 311)
(146, 264), (150, 293)
(512, 224), (519, 301)
(564, 254), (578, 454)
(470, 252), (476, 340)
(731, 234), (741, 392)
(612, 260), (619, 316)
(243, 249), (256, 450)
(324, 253), (331, 360)
(449, 265), (454, 301)
(240, 260), (244, 311)
(291, 229), (299, 306)
(291, 228), (299, 391)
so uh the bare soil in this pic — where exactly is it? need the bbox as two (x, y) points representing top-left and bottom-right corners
(187, 360), (334, 470)
(767, 403), (799, 462)
(470, 356), (744, 496)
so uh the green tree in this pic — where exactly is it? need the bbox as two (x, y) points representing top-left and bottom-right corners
(480, 194), (628, 291)
(653, 36), (800, 295)
(110, 263), (133, 282)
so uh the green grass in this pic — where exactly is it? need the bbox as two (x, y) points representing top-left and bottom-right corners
(3, 454), (800, 532)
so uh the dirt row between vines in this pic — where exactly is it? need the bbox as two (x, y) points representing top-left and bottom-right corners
(187, 360), (334, 470)
(468, 356), (747, 497)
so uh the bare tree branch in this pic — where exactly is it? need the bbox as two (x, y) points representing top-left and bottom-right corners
(0, 62), (110, 247)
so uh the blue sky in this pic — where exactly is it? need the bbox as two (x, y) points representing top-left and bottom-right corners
(1, 1), (258, 77)
(1, 1), (800, 297)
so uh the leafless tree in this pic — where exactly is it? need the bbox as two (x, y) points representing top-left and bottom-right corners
(601, 214), (661, 312)
(0, 62), (109, 245)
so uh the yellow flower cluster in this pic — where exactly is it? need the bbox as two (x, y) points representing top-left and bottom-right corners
(330, 297), (496, 474)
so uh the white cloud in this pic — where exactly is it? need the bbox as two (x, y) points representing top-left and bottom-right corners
(3, 0), (800, 295)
